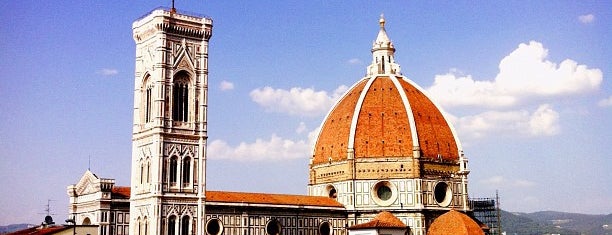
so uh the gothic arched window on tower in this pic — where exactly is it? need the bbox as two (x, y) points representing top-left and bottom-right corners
(146, 161), (150, 183)
(137, 217), (142, 235)
(182, 157), (191, 187)
(181, 216), (190, 235)
(168, 216), (176, 235)
(170, 157), (178, 186)
(172, 71), (190, 122)
(140, 162), (144, 185)
(144, 217), (148, 235)
(144, 76), (153, 123)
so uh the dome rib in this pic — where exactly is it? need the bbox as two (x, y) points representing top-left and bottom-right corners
(311, 79), (368, 165)
(347, 76), (378, 152)
(399, 77), (463, 159)
(390, 75), (420, 150)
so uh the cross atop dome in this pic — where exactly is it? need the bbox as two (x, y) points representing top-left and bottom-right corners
(368, 14), (401, 76)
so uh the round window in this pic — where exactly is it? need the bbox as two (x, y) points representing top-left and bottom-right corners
(266, 219), (281, 235)
(377, 185), (392, 201)
(319, 221), (331, 235)
(326, 185), (337, 199)
(434, 182), (452, 207)
(329, 188), (337, 198)
(371, 181), (397, 206)
(205, 218), (223, 235)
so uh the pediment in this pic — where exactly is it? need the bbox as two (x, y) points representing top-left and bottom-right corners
(74, 170), (100, 195)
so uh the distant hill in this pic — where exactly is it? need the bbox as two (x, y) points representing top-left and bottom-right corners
(0, 224), (34, 234)
(501, 210), (612, 235)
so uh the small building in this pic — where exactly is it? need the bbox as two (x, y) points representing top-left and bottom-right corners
(348, 211), (409, 235)
(66, 171), (130, 235)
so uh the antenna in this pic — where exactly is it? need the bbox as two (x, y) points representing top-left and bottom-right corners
(171, 0), (176, 13)
(88, 155), (91, 171)
(44, 199), (56, 216)
(38, 199), (57, 224)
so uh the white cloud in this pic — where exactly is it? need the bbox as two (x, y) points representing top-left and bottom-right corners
(207, 134), (311, 161)
(250, 85), (348, 117)
(452, 104), (560, 139)
(513, 179), (536, 188)
(578, 14), (595, 24)
(481, 176), (505, 185)
(295, 122), (307, 134)
(480, 176), (536, 188)
(97, 68), (118, 76)
(598, 96), (612, 107)
(427, 41), (602, 108)
(348, 58), (362, 65)
(428, 73), (516, 107)
(528, 104), (560, 136)
(220, 80), (234, 91)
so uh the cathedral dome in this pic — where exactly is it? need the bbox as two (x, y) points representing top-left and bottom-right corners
(427, 210), (485, 235)
(311, 16), (461, 166)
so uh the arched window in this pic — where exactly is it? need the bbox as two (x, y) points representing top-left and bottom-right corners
(168, 216), (176, 235)
(181, 216), (190, 235)
(144, 76), (153, 123)
(146, 162), (150, 183)
(182, 157), (191, 186)
(137, 217), (142, 235)
(172, 72), (190, 122)
(144, 217), (148, 235)
(140, 162), (144, 184)
(170, 157), (178, 185)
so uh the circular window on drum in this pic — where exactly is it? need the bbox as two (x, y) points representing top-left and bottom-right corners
(371, 181), (397, 206)
(434, 181), (452, 207)
(206, 218), (223, 235)
(325, 184), (337, 199)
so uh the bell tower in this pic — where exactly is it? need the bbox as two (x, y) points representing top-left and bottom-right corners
(130, 8), (212, 235)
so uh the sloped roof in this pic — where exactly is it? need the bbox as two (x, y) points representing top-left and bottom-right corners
(111, 186), (131, 199)
(427, 210), (485, 235)
(7, 226), (68, 235)
(348, 211), (407, 229)
(95, 187), (344, 208)
(206, 190), (344, 208)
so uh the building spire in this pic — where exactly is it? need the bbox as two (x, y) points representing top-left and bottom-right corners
(367, 14), (401, 76)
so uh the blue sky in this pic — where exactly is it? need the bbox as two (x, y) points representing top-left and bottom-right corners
(1, 1), (610, 225)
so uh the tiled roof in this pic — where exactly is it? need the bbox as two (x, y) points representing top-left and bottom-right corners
(206, 190), (345, 208)
(99, 187), (345, 208)
(7, 226), (69, 235)
(427, 210), (485, 235)
(111, 186), (131, 199)
(348, 211), (407, 229)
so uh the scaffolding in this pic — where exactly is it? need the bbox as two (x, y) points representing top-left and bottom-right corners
(469, 191), (502, 235)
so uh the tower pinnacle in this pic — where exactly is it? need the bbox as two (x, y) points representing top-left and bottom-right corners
(367, 14), (401, 76)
